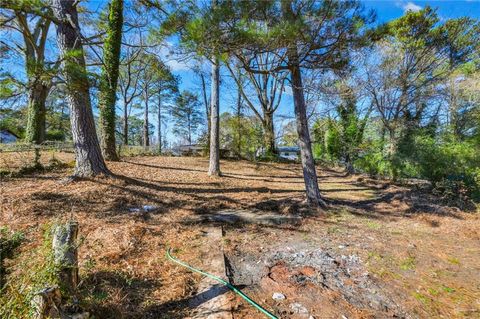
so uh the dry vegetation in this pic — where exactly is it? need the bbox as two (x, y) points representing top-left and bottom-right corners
(1, 155), (479, 318)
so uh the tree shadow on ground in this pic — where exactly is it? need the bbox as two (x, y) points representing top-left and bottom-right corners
(122, 160), (206, 173)
(80, 270), (196, 319)
(325, 188), (467, 220)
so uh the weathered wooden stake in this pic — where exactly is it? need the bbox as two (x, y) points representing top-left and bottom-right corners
(31, 286), (62, 319)
(52, 221), (79, 294)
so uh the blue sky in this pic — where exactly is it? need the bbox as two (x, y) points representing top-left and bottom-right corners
(2, 0), (479, 145)
(166, 0), (480, 144)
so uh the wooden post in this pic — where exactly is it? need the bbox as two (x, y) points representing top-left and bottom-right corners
(52, 221), (79, 294)
(31, 286), (62, 319)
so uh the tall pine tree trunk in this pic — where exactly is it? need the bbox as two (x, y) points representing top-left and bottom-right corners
(200, 72), (210, 149)
(288, 52), (325, 207)
(263, 111), (276, 156)
(123, 104), (129, 145)
(143, 90), (150, 148)
(52, 0), (109, 177)
(208, 57), (221, 176)
(98, 0), (123, 161)
(235, 82), (242, 157)
(25, 81), (48, 144)
(157, 94), (162, 153)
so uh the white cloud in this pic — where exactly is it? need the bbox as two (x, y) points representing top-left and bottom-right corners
(397, 1), (422, 12)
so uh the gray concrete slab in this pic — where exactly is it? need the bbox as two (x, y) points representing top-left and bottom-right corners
(205, 209), (301, 226)
(188, 227), (233, 319)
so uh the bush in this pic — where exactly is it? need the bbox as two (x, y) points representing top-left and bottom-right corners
(406, 135), (480, 201)
(45, 129), (66, 141)
(354, 141), (392, 177)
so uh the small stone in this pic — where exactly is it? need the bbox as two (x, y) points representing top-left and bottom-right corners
(142, 205), (157, 212)
(290, 302), (308, 314)
(272, 292), (285, 300)
(338, 245), (346, 249)
(342, 315), (348, 319)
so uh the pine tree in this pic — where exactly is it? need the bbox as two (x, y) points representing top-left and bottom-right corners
(51, 0), (109, 177)
(171, 91), (203, 145)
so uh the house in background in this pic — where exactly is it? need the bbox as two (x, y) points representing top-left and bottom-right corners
(277, 146), (300, 161)
(177, 144), (204, 156)
(0, 129), (19, 143)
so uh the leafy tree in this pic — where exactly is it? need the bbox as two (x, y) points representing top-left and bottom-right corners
(118, 48), (144, 145)
(221, 0), (373, 206)
(0, 1), (57, 144)
(168, 0), (223, 175)
(152, 63), (178, 153)
(226, 53), (286, 157)
(220, 112), (263, 160)
(328, 81), (370, 173)
(364, 7), (448, 179)
(171, 91), (203, 144)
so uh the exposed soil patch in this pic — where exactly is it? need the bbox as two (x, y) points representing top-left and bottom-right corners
(226, 246), (408, 319)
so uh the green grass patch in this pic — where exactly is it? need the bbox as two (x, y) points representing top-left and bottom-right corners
(400, 256), (416, 270)
(0, 223), (59, 318)
(441, 285), (456, 293)
(412, 291), (430, 305)
(365, 221), (381, 230)
(446, 257), (460, 265)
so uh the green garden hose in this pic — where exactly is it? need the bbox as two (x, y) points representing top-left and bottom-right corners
(166, 248), (279, 319)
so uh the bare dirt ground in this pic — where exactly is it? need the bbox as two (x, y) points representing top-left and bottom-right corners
(1, 155), (479, 318)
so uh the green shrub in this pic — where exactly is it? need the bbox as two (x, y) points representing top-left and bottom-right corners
(405, 135), (480, 201)
(45, 129), (66, 141)
(354, 141), (392, 177)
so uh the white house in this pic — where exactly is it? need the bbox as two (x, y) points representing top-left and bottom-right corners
(278, 146), (300, 161)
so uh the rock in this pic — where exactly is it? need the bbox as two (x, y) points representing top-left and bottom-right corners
(128, 205), (157, 213)
(272, 292), (286, 300)
(290, 302), (308, 314)
(70, 312), (90, 319)
(142, 205), (157, 212)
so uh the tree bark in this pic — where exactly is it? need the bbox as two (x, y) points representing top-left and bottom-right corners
(157, 93), (162, 153)
(263, 111), (276, 156)
(288, 52), (325, 207)
(208, 57), (221, 176)
(19, 13), (51, 145)
(123, 103), (129, 145)
(25, 81), (49, 144)
(98, 0), (123, 161)
(235, 82), (242, 157)
(200, 72), (211, 149)
(52, 0), (109, 177)
(143, 89), (150, 148)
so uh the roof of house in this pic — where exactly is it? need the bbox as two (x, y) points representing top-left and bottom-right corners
(277, 146), (300, 152)
(0, 129), (19, 138)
